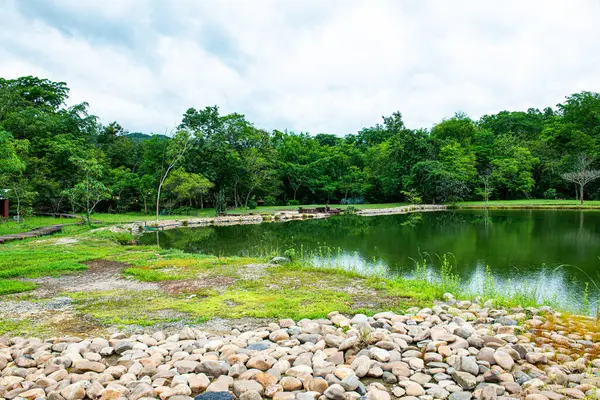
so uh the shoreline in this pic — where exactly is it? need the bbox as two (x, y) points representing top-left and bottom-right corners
(1, 297), (598, 400)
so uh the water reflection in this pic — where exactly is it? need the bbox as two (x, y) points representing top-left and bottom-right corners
(140, 210), (600, 311)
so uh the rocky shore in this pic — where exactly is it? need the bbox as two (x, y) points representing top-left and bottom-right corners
(1, 295), (598, 400)
(356, 205), (447, 216)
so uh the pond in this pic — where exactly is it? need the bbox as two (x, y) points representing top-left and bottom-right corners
(140, 210), (600, 312)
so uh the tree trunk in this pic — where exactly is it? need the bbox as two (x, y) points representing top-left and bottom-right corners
(156, 180), (164, 224)
(143, 196), (147, 214)
(580, 184), (584, 205)
(293, 187), (298, 200)
(200, 194), (204, 210)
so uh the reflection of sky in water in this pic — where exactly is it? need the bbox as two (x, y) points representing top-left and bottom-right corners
(308, 251), (598, 314)
(142, 210), (600, 315)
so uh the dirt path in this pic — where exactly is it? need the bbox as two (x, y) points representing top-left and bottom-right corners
(25, 259), (160, 297)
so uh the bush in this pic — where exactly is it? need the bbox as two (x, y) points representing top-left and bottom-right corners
(287, 200), (300, 206)
(344, 206), (357, 215)
(172, 206), (194, 215)
(263, 195), (277, 207)
(248, 200), (258, 210)
(341, 197), (364, 205)
(543, 188), (557, 199)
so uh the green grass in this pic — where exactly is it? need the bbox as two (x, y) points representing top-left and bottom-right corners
(457, 199), (600, 208)
(0, 280), (38, 295)
(0, 221), (592, 335)
(0, 216), (78, 235)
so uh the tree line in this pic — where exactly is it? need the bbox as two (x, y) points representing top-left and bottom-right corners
(2, 75), (600, 223)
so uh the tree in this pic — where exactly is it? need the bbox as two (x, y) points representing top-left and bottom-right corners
(155, 130), (193, 223)
(164, 168), (213, 208)
(561, 155), (600, 204)
(63, 157), (111, 225)
(478, 169), (494, 205)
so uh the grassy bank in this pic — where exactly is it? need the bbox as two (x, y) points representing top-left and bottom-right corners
(1, 224), (589, 337)
(457, 199), (600, 209)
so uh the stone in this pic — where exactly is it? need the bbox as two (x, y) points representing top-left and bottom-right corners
(280, 376), (302, 391)
(72, 359), (106, 373)
(233, 380), (264, 397)
(239, 391), (262, 400)
(61, 381), (89, 400)
(493, 352), (514, 371)
(449, 392), (473, 400)
(526, 353), (548, 364)
(324, 384), (346, 400)
(403, 382), (425, 397)
(194, 393), (233, 400)
(130, 383), (156, 400)
(307, 377), (329, 394)
(451, 371), (477, 390)
(458, 356), (479, 376)
(368, 389), (391, 400)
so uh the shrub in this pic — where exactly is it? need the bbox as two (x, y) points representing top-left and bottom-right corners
(249, 200), (258, 210)
(543, 188), (557, 200)
(344, 206), (357, 215)
(341, 197), (364, 205)
(287, 199), (300, 206)
(263, 196), (277, 207)
(172, 206), (194, 215)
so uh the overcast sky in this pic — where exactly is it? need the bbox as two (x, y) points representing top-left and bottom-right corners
(1, 0), (599, 135)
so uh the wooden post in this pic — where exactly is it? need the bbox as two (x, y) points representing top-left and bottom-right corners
(0, 200), (8, 218)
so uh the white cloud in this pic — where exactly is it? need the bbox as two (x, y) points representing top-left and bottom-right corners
(0, 0), (599, 135)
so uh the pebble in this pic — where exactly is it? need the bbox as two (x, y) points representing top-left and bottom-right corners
(0, 298), (594, 400)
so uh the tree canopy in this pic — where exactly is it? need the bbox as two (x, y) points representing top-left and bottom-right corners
(2, 75), (600, 216)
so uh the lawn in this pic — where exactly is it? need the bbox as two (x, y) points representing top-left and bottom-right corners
(0, 216), (78, 235)
(457, 199), (600, 208)
(0, 222), (569, 336)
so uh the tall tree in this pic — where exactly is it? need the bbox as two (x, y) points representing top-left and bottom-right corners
(561, 155), (600, 205)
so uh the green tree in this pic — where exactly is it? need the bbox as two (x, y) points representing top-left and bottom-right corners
(63, 157), (111, 226)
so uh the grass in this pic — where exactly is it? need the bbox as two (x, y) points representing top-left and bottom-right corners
(0, 213), (597, 336)
(457, 199), (600, 209)
(0, 216), (78, 235)
(0, 280), (38, 295)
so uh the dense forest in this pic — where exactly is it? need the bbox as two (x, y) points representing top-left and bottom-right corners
(2, 76), (600, 218)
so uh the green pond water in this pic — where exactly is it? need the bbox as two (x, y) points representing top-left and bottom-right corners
(140, 210), (600, 311)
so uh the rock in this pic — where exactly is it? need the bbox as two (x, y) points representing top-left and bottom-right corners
(270, 256), (290, 264)
(458, 356), (479, 376)
(493, 352), (514, 371)
(239, 391), (262, 400)
(481, 385), (497, 400)
(280, 376), (302, 391)
(449, 392), (472, 400)
(194, 393), (232, 400)
(72, 359), (106, 373)
(526, 353), (548, 364)
(307, 377), (329, 394)
(324, 384), (346, 400)
(368, 389), (391, 400)
(351, 355), (371, 377)
(114, 341), (134, 354)
(451, 371), (477, 390)
(18, 388), (46, 400)
(233, 381), (264, 398)
(61, 381), (89, 400)
(526, 395), (549, 400)
(130, 383), (156, 400)
(341, 374), (361, 391)
(370, 348), (390, 362)
(403, 382), (425, 397)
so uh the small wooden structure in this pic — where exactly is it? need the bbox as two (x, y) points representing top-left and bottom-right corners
(0, 199), (8, 218)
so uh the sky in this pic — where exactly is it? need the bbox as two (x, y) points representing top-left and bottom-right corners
(1, 0), (600, 136)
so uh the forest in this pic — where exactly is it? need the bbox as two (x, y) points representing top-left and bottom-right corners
(2, 75), (600, 218)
